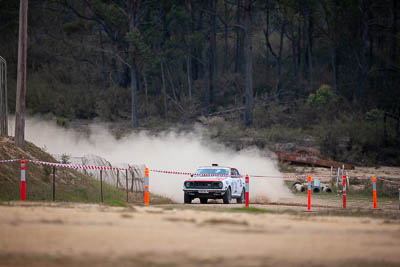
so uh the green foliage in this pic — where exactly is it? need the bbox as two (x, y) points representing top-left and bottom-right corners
(56, 118), (69, 127)
(61, 154), (71, 164)
(365, 109), (383, 122)
(126, 28), (152, 60)
(307, 85), (337, 108)
(103, 200), (129, 207)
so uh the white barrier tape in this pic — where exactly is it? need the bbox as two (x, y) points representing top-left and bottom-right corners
(0, 159), (19, 163)
(150, 169), (230, 177)
(377, 177), (400, 186)
(150, 170), (400, 183)
(249, 174), (308, 179)
(152, 170), (327, 179)
(2, 158), (400, 184)
(27, 160), (138, 172)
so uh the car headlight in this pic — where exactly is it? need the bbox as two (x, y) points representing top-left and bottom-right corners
(185, 182), (191, 187)
(218, 182), (223, 188)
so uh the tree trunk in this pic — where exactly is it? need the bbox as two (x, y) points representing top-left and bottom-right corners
(15, 0), (28, 147)
(358, 0), (369, 104)
(276, 20), (285, 92)
(130, 65), (138, 128)
(0, 57), (8, 136)
(186, 55), (192, 100)
(206, 0), (216, 112)
(303, 3), (313, 84)
(223, 0), (229, 73)
(392, 0), (398, 61)
(143, 70), (149, 117)
(297, 17), (302, 77)
(264, 5), (285, 93)
(205, 38), (213, 112)
(307, 12), (313, 85)
(331, 48), (337, 91)
(331, 2), (338, 92)
(290, 24), (298, 81)
(235, 0), (244, 73)
(160, 61), (168, 119)
(186, 0), (193, 99)
(244, 0), (253, 127)
(128, 0), (140, 128)
(210, 0), (217, 77)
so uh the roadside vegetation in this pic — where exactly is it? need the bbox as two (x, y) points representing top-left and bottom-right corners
(1, 1), (399, 166)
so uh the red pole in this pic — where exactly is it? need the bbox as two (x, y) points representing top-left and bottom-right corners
(245, 174), (249, 207)
(307, 174), (311, 211)
(20, 157), (26, 201)
(343, 172), (347, 208)
(372, 176), (377, 209)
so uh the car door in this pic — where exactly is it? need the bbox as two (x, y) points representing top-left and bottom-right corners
(231, 169), (239, 196)
(235, 169), (244, 196)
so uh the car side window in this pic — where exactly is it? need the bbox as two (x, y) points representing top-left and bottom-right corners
(235, 169), (240, 177)
(232, 169), (239, 178)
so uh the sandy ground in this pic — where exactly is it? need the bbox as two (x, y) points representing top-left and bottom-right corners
(0, 200), (400, 267)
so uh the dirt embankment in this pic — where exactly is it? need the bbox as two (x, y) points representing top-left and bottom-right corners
(0, 202), (399, 267)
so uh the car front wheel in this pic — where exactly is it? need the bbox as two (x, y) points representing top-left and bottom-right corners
(223, 188), (232, 204)
(184, 193), (192, 204)
(236, 189), (245, 203)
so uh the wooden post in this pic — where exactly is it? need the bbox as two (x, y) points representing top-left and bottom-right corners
(336, 167), (340, 188)
(116, 169), (119, 188)
(125, 169), (128, 202)
(0, 56), (8, 136)
(52, 166), (56, 201)
(100, 170), (103, 203)
(398, 188), (400, 210)
(15, 0), (28, 147)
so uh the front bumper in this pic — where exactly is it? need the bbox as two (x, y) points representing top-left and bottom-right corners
(183, 189), (226, 199)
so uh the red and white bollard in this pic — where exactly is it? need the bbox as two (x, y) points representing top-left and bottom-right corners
(342, 172), (347, 208)
(144, 168), (149, 205)
(21, 157), (26, 201)
(307, 174), (311, 211)
(245, 174), (249, 207)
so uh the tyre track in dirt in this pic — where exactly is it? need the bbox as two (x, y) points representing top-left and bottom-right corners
(0, 201), (400, 267)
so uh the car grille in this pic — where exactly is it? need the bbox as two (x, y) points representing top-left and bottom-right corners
(190, 181), (221, 189)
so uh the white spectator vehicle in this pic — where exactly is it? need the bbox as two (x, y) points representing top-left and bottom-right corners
(183, 164), (245, 204)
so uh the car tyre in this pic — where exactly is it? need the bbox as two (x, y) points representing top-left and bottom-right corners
(236, 189), (245, 204)
(184, 193), (192, 204)
(200, 198), (208, 204)
(223, 188), (232, 204)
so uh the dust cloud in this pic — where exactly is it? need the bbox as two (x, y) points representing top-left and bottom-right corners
(9, 117), (291, 202)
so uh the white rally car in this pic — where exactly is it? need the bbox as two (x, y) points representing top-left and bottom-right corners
(183, 164), (245, 204)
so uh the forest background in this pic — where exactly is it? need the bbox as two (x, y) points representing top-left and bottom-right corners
(0, 0), (399, 166)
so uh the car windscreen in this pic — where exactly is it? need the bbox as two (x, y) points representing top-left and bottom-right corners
(194, 168), (229, 177)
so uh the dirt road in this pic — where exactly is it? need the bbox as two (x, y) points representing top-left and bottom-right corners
(0, 201), (399, 267)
